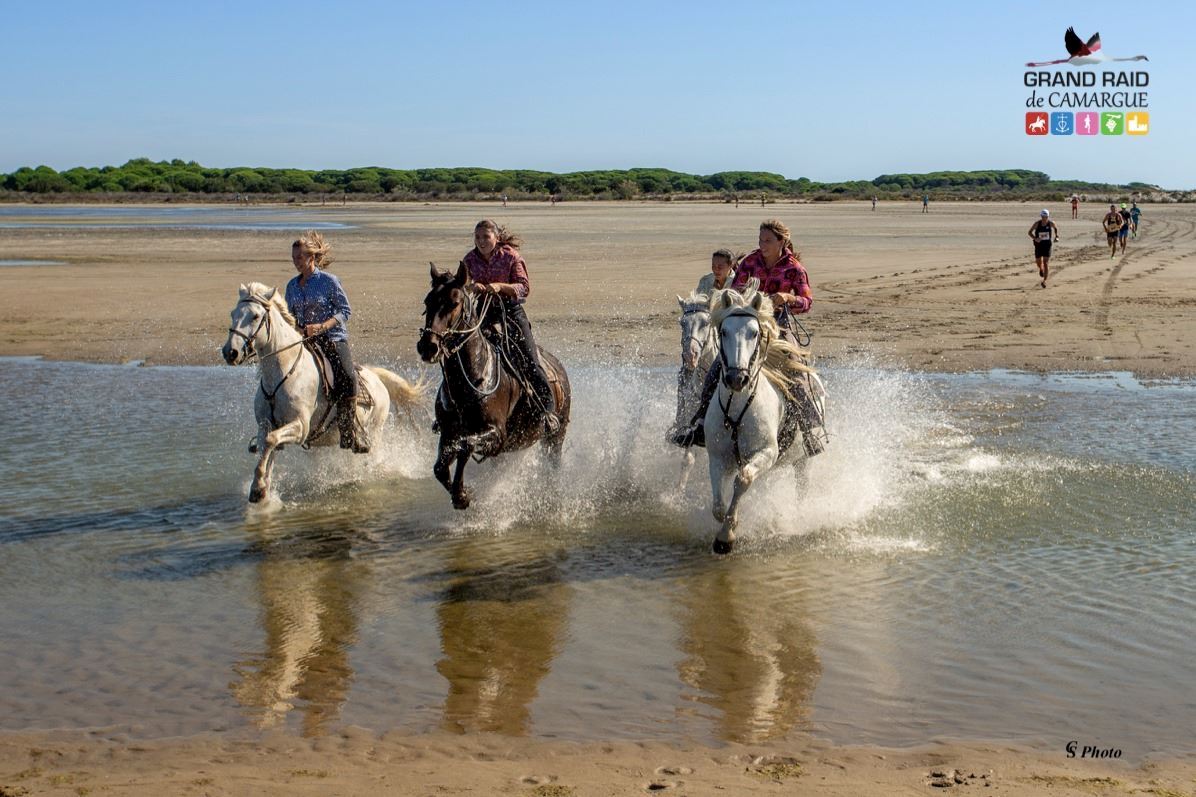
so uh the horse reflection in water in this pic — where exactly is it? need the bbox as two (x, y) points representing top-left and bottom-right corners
(675, 561), (820, 742)
(230, 522), (368, 736)
(433, 537), (571, 734)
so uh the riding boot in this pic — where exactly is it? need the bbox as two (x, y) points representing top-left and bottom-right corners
(670, 364), (720, 448)
(793, 381), (825, 457)
(336, 395), (370, 454)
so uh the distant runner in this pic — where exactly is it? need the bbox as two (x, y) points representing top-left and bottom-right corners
(1070, 194), (1079, 219)
(1130, 202), (1141, 238)
(1028, 209), (1059, 288)
(1118, 203), (1132, 254)
(1102, 204), (1123, 259)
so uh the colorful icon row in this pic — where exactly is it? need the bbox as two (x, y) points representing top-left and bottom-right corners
(1025, 111), (1149, 136)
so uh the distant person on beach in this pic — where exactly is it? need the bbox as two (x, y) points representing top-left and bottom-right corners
(1118, 203), (1132, 253)
(286, 230), (368, 453)
(1071, 194), (1079, 219)
(1102, 205), (1123, 258)
(1028, 209), (1059, 289)
(1130, 202), (1141, 238)
(695, 249), (739, 295)
(462, 219), (560, 434)
(872, 196), (877, 211)
(502, 195), (508, 207)
(672, 219), (822, 456)
(760, 193), (766, 208)
(922, 194), (929, 213)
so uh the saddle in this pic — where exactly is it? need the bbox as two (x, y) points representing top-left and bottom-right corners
(304, 342), (374, 409)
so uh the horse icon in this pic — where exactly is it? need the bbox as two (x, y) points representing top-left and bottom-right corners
(1028, 116), (1047, 133)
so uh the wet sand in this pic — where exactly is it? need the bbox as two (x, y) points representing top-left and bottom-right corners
(2, 730), (1194, 796)
(0, 200), (1193, 375)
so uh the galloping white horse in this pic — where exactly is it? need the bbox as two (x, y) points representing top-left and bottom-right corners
(222, 282), (424, 502)
(705, 286), (826, 554)
(674, 291), (716, 489)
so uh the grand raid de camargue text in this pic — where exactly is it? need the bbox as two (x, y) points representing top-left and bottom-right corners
(1025, 71), (1149, 109)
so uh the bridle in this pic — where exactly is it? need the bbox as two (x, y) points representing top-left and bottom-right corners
(420, 291), (493, 361)
(680, 305), (713, 366)
(229, 295), (321, 364)
(227, 296), (274, 362)
(422, 291), (500, 397)
(716, 310), (767, 468)
(717, 310), (765, 387)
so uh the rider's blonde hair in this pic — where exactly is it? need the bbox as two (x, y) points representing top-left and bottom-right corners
(294, 230), (334, 267)
(760, 219), (801, 261)
(709, 282), (814, 400)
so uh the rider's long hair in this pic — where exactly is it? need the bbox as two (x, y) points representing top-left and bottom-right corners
(709, 282), (815, 400)
(760, 219), (801, 261)
(475, 219), (523, 250)
(294, 230), (334, 267)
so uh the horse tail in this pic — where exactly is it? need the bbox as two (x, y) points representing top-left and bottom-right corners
(366, 367), (429, 421)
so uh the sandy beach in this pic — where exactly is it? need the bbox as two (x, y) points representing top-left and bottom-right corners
(2, 201), (1195, 796)
(1, 200), (1193, 376)
(2, 729), (1194, 797)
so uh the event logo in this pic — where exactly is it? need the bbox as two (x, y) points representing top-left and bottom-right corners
(1022, 27), (1149, 136)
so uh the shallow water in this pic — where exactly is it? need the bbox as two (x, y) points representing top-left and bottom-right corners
(0, 359), (1191, 755)
(0, 205), (351, 231)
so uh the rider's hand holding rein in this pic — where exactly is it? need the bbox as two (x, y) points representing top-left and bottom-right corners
(304, 318), (337, 338)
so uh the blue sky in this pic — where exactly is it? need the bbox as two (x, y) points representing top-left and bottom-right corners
(4, 0), (1194, 186)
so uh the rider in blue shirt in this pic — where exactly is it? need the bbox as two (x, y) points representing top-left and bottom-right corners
(285, 230), (368, 453)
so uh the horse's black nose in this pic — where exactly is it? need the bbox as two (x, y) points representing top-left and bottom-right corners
(724, 368), (749, 391)
(222, 344), (238, 364)
(416, 337), (437, 363)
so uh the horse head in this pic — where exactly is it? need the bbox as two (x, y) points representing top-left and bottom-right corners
(678, 292), (713, 371)
(712, 287), (772, 392)
(223, 282), (282, 365)
(418, 261), (474, 364)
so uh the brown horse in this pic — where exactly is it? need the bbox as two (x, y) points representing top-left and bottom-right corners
(417, 263), (571, 509)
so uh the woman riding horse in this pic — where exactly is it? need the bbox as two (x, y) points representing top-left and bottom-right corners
(671, 219), (823, 456)
(461, 220), (560, 434)
(285, 230), (368, 453)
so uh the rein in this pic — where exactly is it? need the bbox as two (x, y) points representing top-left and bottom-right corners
(430, 292), (501, 399)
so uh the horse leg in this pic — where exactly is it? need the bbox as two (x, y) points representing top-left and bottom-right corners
(714, 471), (751, 555)
(709, 457), (734, 523)
(433, 435), (458, 496)
(249, 419), (305, 502)
(678, 449), (695, 491)
(451, 448), (473, 510)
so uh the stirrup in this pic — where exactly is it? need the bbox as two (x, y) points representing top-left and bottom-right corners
(543, 413), (561, 435)
(670, 422), (705, 448)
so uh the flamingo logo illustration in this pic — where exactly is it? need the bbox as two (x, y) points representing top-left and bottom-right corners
(1026, 27), (1148, 67)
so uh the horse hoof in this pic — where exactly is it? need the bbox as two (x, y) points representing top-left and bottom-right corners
(248, 487), (264, 503)
(452, 490), (472, 510)
(712, 538), (734, 555)
(247, 441), (258, 454)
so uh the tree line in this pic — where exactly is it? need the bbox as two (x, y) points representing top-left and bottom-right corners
(0, 159), (1164, 201)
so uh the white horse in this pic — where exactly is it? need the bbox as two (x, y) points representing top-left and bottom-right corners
(221, 282), (424, 502)
(705, 286), (826, 554)
(674, 291), (716, 489)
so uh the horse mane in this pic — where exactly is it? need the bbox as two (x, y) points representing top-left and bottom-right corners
(709, 284), (815, 398)
(242, 281), (299, 328)
(680, 290), (710, 312)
